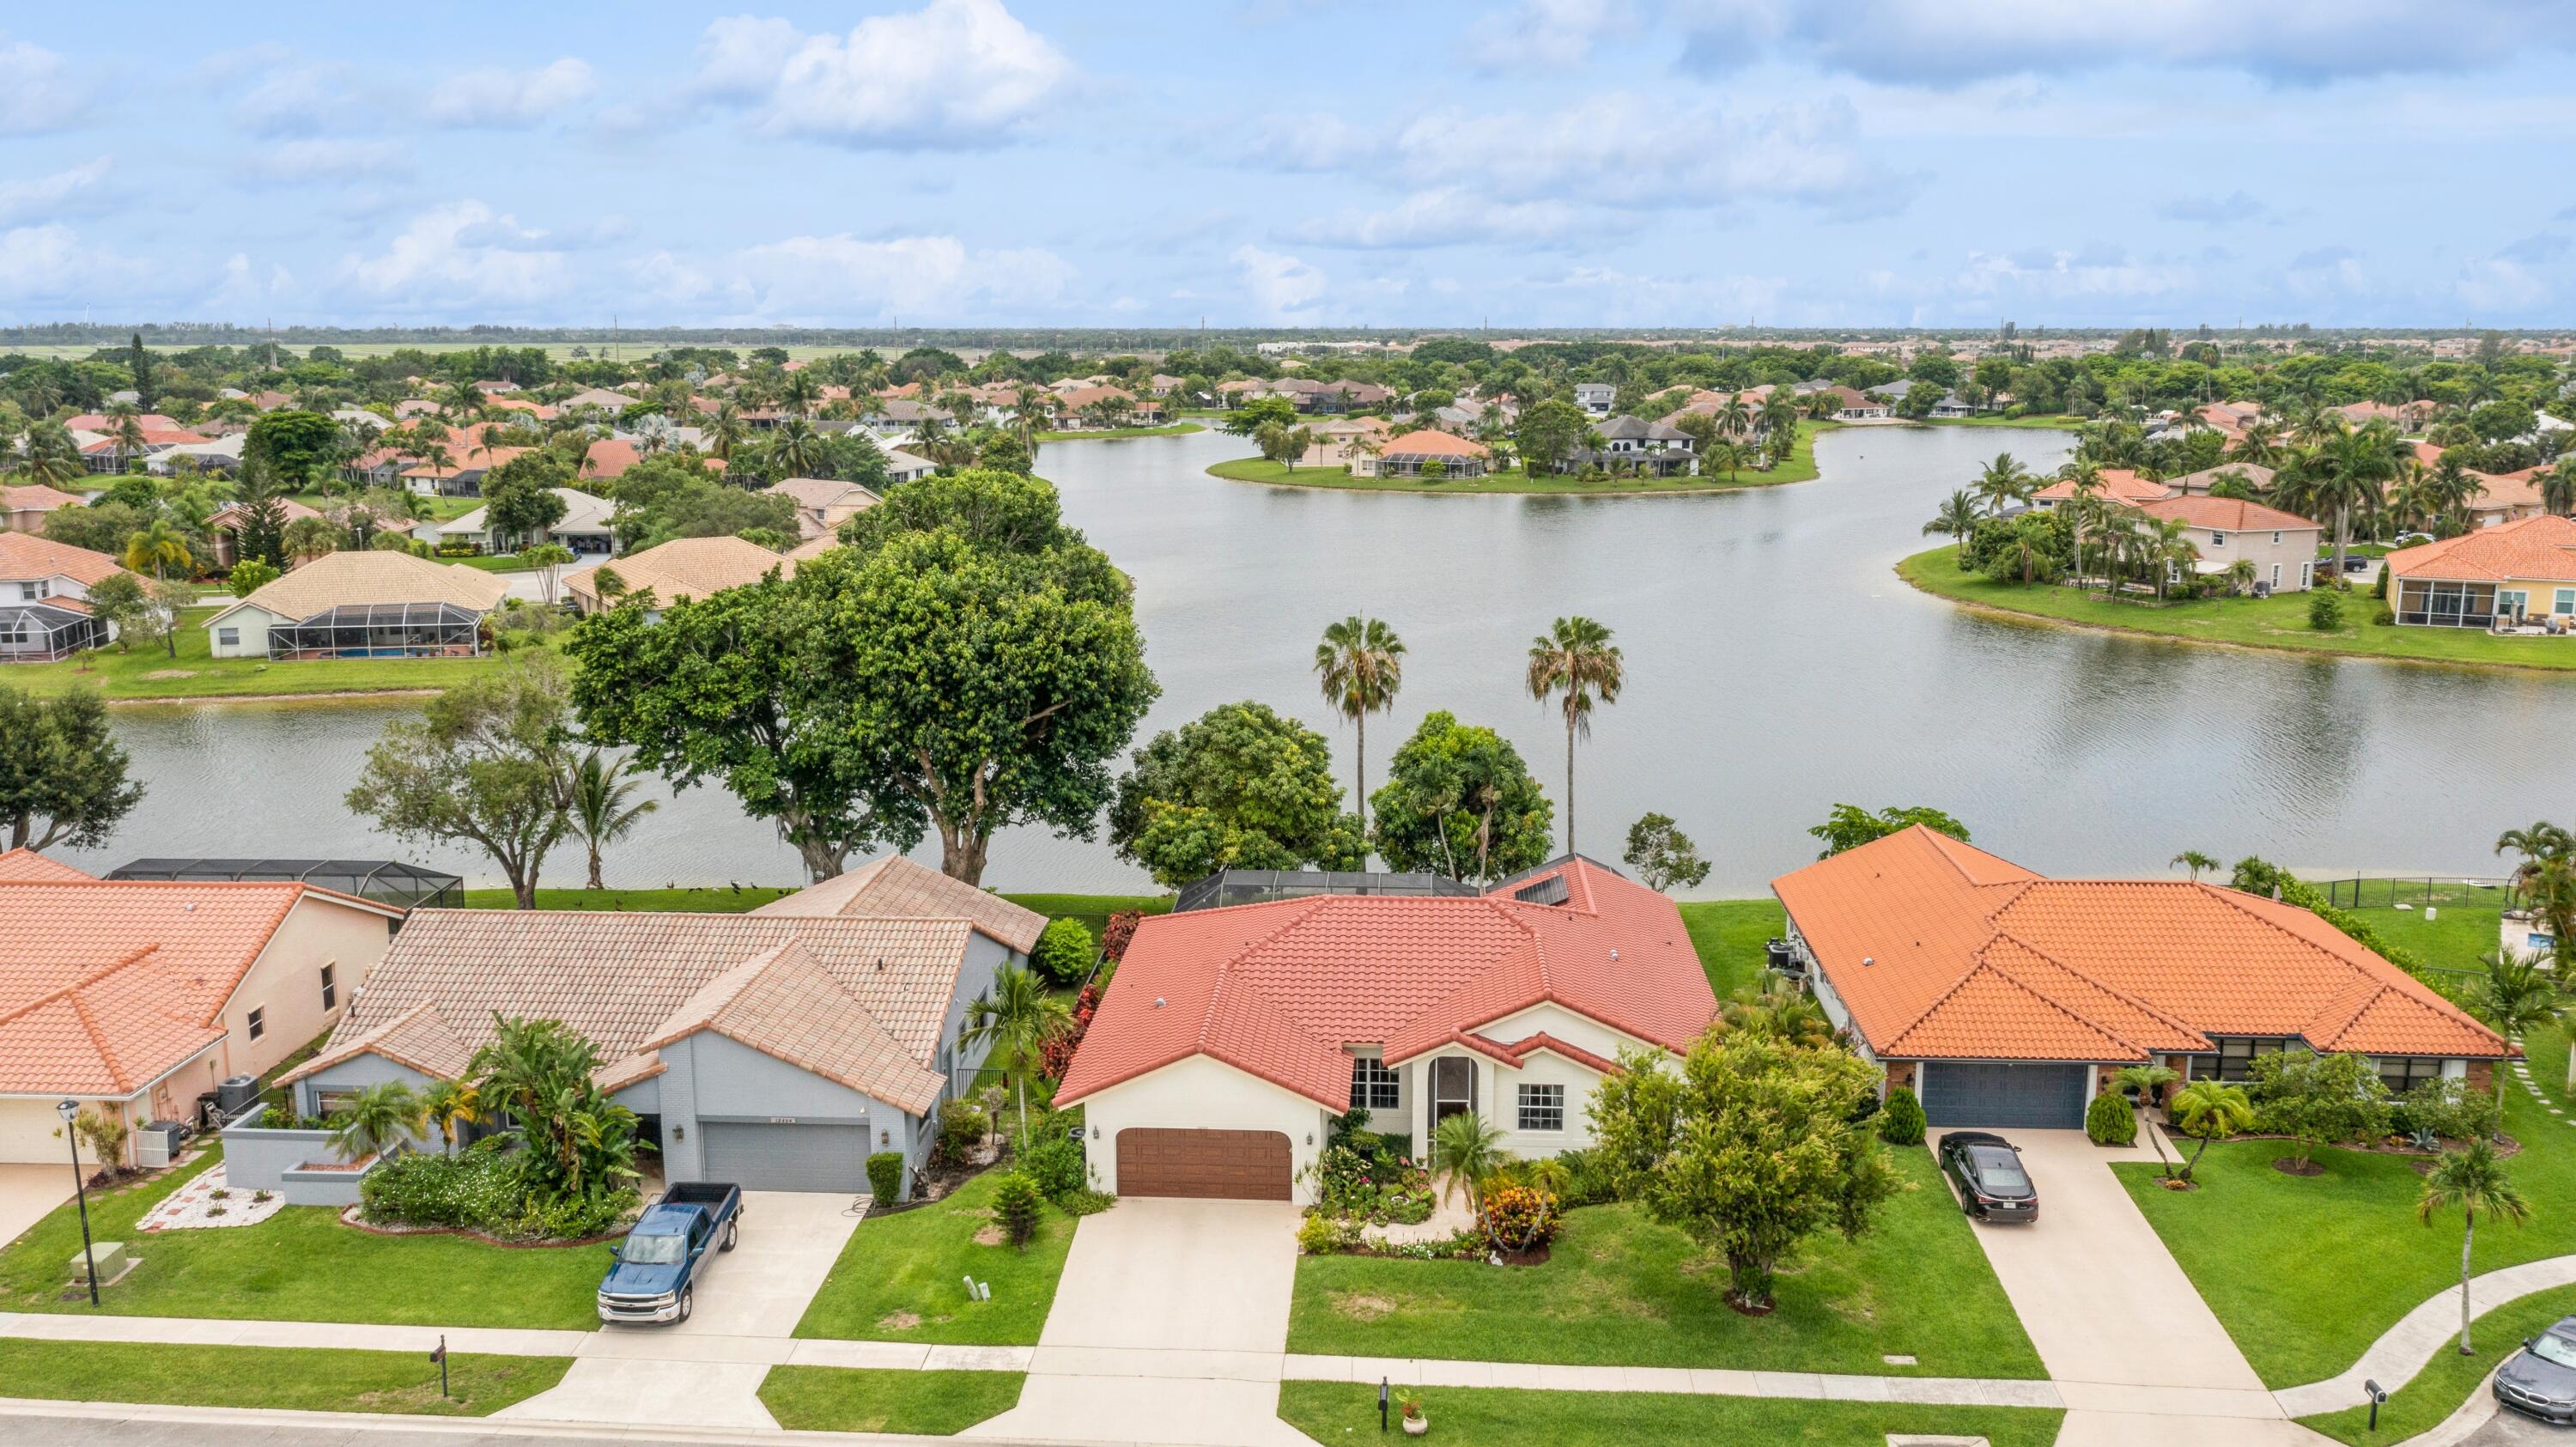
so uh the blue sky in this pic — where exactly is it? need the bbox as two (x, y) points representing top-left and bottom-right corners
(6, 0), (2576, 330)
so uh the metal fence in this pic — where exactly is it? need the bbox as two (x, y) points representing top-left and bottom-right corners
(2320, 875), (2515, 912)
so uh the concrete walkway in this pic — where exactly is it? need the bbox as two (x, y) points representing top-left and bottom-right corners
(2274, 1254), (2576, 1417)
(1283, 1353), (2063, 1406)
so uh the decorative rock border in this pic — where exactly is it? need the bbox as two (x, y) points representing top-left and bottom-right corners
(135, 1165), (285, 1232)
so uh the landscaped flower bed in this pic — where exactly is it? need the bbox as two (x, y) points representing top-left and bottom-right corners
(137, 1166), (285, 1231)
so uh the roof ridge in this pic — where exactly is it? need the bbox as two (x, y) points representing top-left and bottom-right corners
(64, 988), (131, 1093)
(1894, 945), (2151, 1059)
(1984, 921), (2208, 1042)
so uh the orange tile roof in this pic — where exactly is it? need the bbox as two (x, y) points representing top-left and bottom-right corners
(2030, 469), (2171, 505)
(1058, 858), (1716, 1110)
(1377, 429), (1492, 459)
(562, 534), (793, 608)
(2, 483), (82, 514)
(2136, 496), (2319, 532)
(752, 854), (1047, 953)
(2464, 466), (2549, 514)
(580, 438), (643, 480)
(0, 848), (96, 882)
(0, 531), (139, 588)
(1772, 827), (2509, 1064)
(2386, 514), (2576, 583)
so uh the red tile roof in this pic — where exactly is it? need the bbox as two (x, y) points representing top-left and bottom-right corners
(2136, 496), (2319, 532)
(1057, 858), (1716, 1110)
(1377, 429), (1491, 459)
(0, 848), (95, 882)
(0, 532), (138, 588)
(2031, 469), (2171, 505)
(2386, 514), (2576, 583)
(1772, 827), (2508, 1065)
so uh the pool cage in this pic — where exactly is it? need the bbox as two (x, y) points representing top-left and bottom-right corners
(107, 857), (465, 909)
(1173, 868), (1482, 914)
(0, 602), (109, 662)
(268, 602), (485, 660)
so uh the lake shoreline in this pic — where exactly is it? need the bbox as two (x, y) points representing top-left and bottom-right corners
(1202, 420), (1838, 496)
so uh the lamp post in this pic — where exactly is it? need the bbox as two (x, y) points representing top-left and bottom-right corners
(57, 1100), (99, 1307)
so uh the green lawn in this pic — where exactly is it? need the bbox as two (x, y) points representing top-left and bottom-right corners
(1035, 423), (1204, 441)
(461, 885), (797, 912)
(759, 1367), (1025, 1433)
(0, 1338), (568, 1416)
(1000, 891), (1173, 939)
(0, 1148), (605, 1328)
(793, 1169), (1078, 1344)
(1206, 423), (1833, 496)
(8, 605), (549, 701)
(1901, 545), (2576, 672)
(1924, 414), (2090, 430)
(1285, 1148), (2043, 1377)
(1677, 898), (1785, 1000)
(1277, 1383), (2064, 1447)
(445, 553), (528, 572)
(2324, 879), (2509, 985)
(2296, 1284), (2576, 1444)
(2117, 1036), (2576, 1389)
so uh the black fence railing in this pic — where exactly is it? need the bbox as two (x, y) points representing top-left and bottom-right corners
(2319, 875), (2515, 912)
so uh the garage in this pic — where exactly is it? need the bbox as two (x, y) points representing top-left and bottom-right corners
(697, 1121), (872, 1194)
(1115, 1128), (1292, 1201)
(1920, 1061), (2088, 1129)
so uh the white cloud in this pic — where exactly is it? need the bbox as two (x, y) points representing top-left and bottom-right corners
(694, 0), (1069, 147)
(1462, 0), (1631, 74)
(0, 156), (114, 228)
(2458, 257), (2549, 313)
(1291, 189), (1587, 249)
(238, 139), (412, 183)
(719, 232), (1075, 319)
(1947, 246), (2198, 303)
(335, 201), (572, 312)
(1233, 244), (1327, 320)
(0, 226), (148, 311)
(0, 35), (94, 134)
(204, 252), (296, 313)
(230, 61), (359, 138)
(425, 58), (597, 128)
(2158, 191), (2268, 224)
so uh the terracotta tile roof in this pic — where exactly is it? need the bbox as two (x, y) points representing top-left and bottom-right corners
(279, 1000), (475, 1085)
(400, 445), (527, 480)
(221, 550), (510, 621)
(2386, 514), (2576, 583)
(2031, 469), (2172, 505)
(0, 532), (137, 588)
(562, 535), (793, 608)
(2465, 466), (2549, 514)
(1377, 430), (1491, 459)
(0, 848), (96, 882)
(1058, 858), (1716, 1110)
(580, 439), (643, 480)
(763, 477), (883, 513)
(1772, 827), (2508, 1064)
(752, 854), (1048, 954)
(2166, 463), (2276, 495)
(2, 483), (82, 514)
(210, 497), (325, 532)
(639, 939), (946, 1113)
(2136, 496), (2319, 532)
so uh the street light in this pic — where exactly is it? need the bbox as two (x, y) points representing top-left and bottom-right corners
(57, 1100), (99, 1307)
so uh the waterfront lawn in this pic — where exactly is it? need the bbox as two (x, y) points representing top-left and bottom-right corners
(462, 885), (797, 911)
(793, 1169), (1076, 1344)
(0, 1339), (572, 1417)
(1928, 413), (2090, 430)
(1276, 1383), (2065, 1447)
(1000, 891), (1173, 939)
(1285, 1148), (2042, 1377)
(2116, 1048), (2576, 1389)
(1900, 546), (2576, 672)
(0, 1147), (604, 1328)
(2296, 1284), (2576, 1444)
(1679, 898), (1786, 999)
(759, 1367), (1025, 1433)
(6, 605), (551, 701)
(1035, 423), (1204, 441)
(1207, 423), (1832, 496)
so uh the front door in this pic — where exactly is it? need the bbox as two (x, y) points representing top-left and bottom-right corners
(1430, 1056), (1475, 1124)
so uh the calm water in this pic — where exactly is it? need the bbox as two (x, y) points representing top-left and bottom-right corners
(69, 426), (2576, 897)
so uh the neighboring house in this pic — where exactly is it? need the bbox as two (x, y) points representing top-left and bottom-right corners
(2028, 467), (2173, 509)
(860, 399), (955, 436)
(80, 425), (210, 473)
(1297, 416), (1394, 468)
(561, 387), (642, 413)
(580, 438), (646, 483)
(1049, 385), (1164, 428)
(1929, 392), (1978, 418)
(765, 477), (883, 542)
(415, 487), (617, 556)
(1827, 386), (1891, 420)
(881, 446), (936, 483)
(203, 550), (512, 660)
(2, 482), (82, 533)
(401, 445), (528, 498)
(0, 848), (404, 1165)
(207, 496), (327, 568)
(562, 534), (795, 617)
(1771, 826), (2512, 1130)
(2136, 496), (2323, 593)
(2463, 466), (2550, 528)
(278, 856), (1044, 1195)
(2166, 462), (2278, 496)
(1058, 857), (1716, 1203)
(2385, 514), (2576, 628)
(1573, 382), (1616, 416)
(1569, 415), (1696, 475)
(1354, 429), (1492, 479)
(145, 435), (247, 475)
(0, 532), (143, 660)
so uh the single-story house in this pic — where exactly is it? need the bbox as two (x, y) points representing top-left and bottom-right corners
(278, 856), (1044, 1195)
(860, 400), (954, 436)
(1056, 857), (1716, 1203)
(414, 487), (617, 556)
(0, 848), (404, 1164)
(207, 496), (327, 568)
(1354, 429), (1492, 479)
(204, 550), (512, 660)
(2166, 462), (2278, 496)
(2385, 514), (2576, 628)
(2463, 467), (2550, 528)
(145, 435), (247, 475)
(580, 438), (646, 483)
(560, 387), (641, 413)
(882, 446), (935, 483)
(1771, 826), (2512, 1130)
(563, 534), (795, 617)
(2136, 496), (2322, 593)
(402, 445), (528, 498)
(0, 532), (143, 661)
(2, 482), (82, 534)
(765, 477), (883, 542)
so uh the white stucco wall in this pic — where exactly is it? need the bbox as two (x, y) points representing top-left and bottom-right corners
(1400, 1045), (1617, 1161)
(220, 897), (398, 1083)
(1478, 1001), (1653, 1061)
(205, 603), (285, 658)
(1076, 1055), (1332, 1202)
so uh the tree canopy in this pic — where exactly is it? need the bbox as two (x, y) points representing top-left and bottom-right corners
(1109, 700), (1363, 887)
(1368, 709), (1553, 882)
(0, 685), (144, 851)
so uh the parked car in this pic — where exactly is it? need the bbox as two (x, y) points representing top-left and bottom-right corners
(2494, 1316), (2576, 1424)
(597, 1182), (742, 1325)
(1938, 1131), (2038, 1223)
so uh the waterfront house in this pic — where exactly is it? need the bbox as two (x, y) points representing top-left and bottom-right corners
(563, 534), (794, 618)
(2029, 468), (2173, 509)
(414, 487), (618, 556)
(2463, 466), (2551, 528)
(1353, 429), (1492, 479)
(204, 550), (511, 660)
(0, 532), (143, 660)
(1825, 386), (1889, 420)
(1570, 415), (1697, 475)
(2385, 514), (2576, 628)
(2136, 496), (2323, 593)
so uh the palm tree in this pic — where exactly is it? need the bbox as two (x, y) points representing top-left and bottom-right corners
(2546, 459), (2576, 519)
(2231, 417), (2286, 467)
(519, 542), (576, 605)
(959, 965), (1073, 1146)
(1923, 489), (1983, 565)
(2146, 515), (2198, 599)
(568, 750), (657, 890)
(2171, 850), (2219, 881)
(2222, 558), (2257, 597)
(1527, 616), (1623, 856)
(2496, 821), (2573, 902)
(1974, 453), (2033, 514)
(707, 401), (748, 465)
(1429, 1110), (1512, 1211)
(440, 380), (484, 424)
(108, 405), (147, 465)
(420, 1079), (479, 1156)
(328, 1081), (423, 1163)
(2168, 1079), (2255, 1183)
(2416, 1140), (2532, 1355)
(1314, 616), (1406, 844)
(1012, 391), (1052, 463)
(770, 415), (823, 478)
(1714, 393), (1753, 443)
(20, 422), (83, 488)
(123, 518), (191, 581)
(2114, 1062), (2182, 1175)
(2470, 953), (2563, 1044)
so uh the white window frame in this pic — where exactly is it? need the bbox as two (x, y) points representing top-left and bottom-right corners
(2209, 531), (2227, 547)
(319, 963), (337, 1012)
(246, 1006), (265, 1042)
(1349, 1054), (1400, 1112)
(1516, 1083), (1565, 1132)
(216, 627), (240, 647)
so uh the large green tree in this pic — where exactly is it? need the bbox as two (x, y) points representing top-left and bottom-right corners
(1807, 804), (1971, 858)
(479, 453), (572, 548)
(245, 410), (342, 489)
(0, 685), (144, 851)
(1109, 701), (1361, 887)
(1514, 399), (1590, 477)
(1368, 710), (1553, 883)
(344, 656), (576, 909)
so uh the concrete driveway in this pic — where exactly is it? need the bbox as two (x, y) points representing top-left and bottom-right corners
(970, 1196), (1308, 1447)
(0, 1164), (73, 1251)
(1935, 1129), (2330, 1446)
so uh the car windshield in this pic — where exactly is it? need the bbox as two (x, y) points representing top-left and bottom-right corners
(620, 1234), (686, 1266)
(2530, 1333), (2576, 1370)
(1971, 1149), (2032, 1195)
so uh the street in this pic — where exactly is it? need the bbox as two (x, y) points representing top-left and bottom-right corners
(2472, 1405), (2576, 1444)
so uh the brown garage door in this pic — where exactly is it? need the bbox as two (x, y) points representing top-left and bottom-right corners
(1115, 1128), (1292, 1201)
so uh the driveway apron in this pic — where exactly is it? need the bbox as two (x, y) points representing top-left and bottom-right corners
(0, 1164), (75, 1253)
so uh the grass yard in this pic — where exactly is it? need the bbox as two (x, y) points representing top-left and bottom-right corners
(1206, 423), (1833, 496)
(1276, 1383), (2065, 1447)
(461, 885), (797, 911)
(0, 1148), (605, 1328)
(7, 605), (553, 702)
(1678, 899), (1787, 1000)
(759, 1367), (1026, 1433)
(2295, 1284), (2576, 1444)
(1901, 546), (2576, 672)
(793, 1169), (1077, 1344)
(0, 1339), (571, 1417)
(1035, 423), (1203, 441)
(1000, 891), (1173, 939)
(2117, 1031), (2576, 1389)
(1285, 1148), (2043, 1377)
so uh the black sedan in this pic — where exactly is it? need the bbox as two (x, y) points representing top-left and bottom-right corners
(1938, 1131), (2038, 1223)
(2494, 1316), (2576, 1424)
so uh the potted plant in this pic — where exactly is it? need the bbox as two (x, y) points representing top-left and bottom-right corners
(1395, 1390), (1427, 1437)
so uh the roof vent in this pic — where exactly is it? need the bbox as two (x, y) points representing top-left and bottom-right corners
(1608, 949), (1619, 962)
(1153, 996), (1166, 1008)
(1862, 956), (1874, 967)
(183, 903), (195, 912)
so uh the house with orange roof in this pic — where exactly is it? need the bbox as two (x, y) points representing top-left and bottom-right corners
(1057, 858), (1716, 1201)
(2386, 514), (2576, 628)
(2461, 465), (2555, 528)
(1, 532), (145, 660)
(2029, 468), (2174, 509)
(1772, 828), (2511, 1129)
(2135, 495), (2323, 593)
(562, 533), (795, 618)
(2, 482), (83, 534)
(0, 848), (404, 1165)
(1353, 429), (1492, 479)
(399, 444), (528, 498)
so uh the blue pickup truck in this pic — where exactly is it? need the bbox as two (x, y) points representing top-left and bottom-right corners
(596, 1183), (742, 1326)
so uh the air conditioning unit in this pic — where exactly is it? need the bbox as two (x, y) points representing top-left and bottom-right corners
(216, 1074), (260, 1116)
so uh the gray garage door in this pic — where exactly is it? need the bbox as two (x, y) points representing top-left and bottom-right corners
(697, 1122), (872, 1193)
(1920, 1062), (2087, 1129)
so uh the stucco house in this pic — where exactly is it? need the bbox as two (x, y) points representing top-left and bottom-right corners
(1771, 827), (2512, 1129)
(203, 550), (511, 660)
(412, 487), (618, 556)
(562, 534), (794, 618)
(2136, 495), (2322, 593)
(2385, 514), (2576, 628)
(2, 482), (83, 533)
(0, 532), (143, 660)
(765, 477), (883, 543)
(1353, 429), (1492, 479)
(277, 856), (1045, 1195)
(1056, 857), (1716, 1203)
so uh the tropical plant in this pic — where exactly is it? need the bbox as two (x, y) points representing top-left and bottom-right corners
(122, 518), (192, 580)
(991, 1171), (1045, 1249)
(1877, 1085), (1927, 1146)
(1028, 916), (1096, 987)
(2167, 1079), (2255, 1183)
(2247, 1050), (2391, 1169)
(519, 543), (576, 605)
(421, 1078), (480, 1155)
(566, 749), (656, 890)
(1429, 1110), (1511, 1211)
(2171, 850), (2219, 881)
(329, 1081), (425, 1163)
(1924, 489), (1983, 563)
(2415, 1140), (2532, 1355)
(960, 964), (1074, 1144)
(1313, 616), (1406, 844)
(1526, 615), (1623, 855)
(468, 1016), (641, 1208)
(2114, 1062), (2182, 1173)
(2469, 954), (2565, 1043)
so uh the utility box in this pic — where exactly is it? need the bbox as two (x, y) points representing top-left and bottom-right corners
(70, 1242), (125, 1284)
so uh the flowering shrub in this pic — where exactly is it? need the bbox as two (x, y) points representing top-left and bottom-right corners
(1039, 977), (1107, 1080)
(1308, 1145), (1435, 1225)
(1101, 910), (1143, 964)
(1478, 1185), (1561, 1252)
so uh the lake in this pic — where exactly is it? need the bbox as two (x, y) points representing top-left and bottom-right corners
(67, 425), (2576, 897)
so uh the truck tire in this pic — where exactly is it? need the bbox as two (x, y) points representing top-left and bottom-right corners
(722, 1219), (738, 1252)
(677, 1286), (693, 1323)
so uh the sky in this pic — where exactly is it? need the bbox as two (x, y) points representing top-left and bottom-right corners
(7, 0), (2576, 331)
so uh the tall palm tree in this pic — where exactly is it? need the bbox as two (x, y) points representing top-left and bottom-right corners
(2231, 417), (2286, 466)
(1714, 393), (1753, 442)
(2416, 1140), (2531, 1355)
(1314, 616), (1406, 843)
(2469, 954), (2563, 1046)
(568, 750), (657, 890)
(770, 415), (823, 478)
(1975, 453), (2033, 514)
(19, 421), (82, 488)
(2113, 1062), (2182, 1174)
(2147, 515), (2198, 599)
(123, 518), (191, 580)
(959, 965), (1072, 1146)
(2171, 850), (2219, 881)
(2546, 459), (2576, 519)
(1012, 391), (1052, 463)
(1923, 489), (1983, 565)
(2495, 821), (2573, 902)
(708, 401), (748, 465)
(328, 1081), (423, 1163)
(108, 405), (147, 464)
(1526, 616), (1624, 856)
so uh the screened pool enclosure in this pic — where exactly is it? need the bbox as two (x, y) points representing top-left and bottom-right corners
(267, 601), (486, 660)
(0, 602), (109, 662)
(108, 857), (465, 909)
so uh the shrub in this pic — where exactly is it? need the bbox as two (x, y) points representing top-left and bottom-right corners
(2086, 1091), (2138, 1146)
(1479, 1184), (1561, 1251)
(1101, 909), (1143, 964)
(361, 1150), (513, 1229)
(933, 1101), (989, 1165)
(2372, 568), (2390, 599)
(2307, 591), (2343, 630)
(2394, 1077), (2503, 1146)
(1054, 1188), (1115, 1216)
(991, 1172), (1043, 1249)
(1297, 1210), (1364, 1255)
(1552, 1146), (1622, 1208)
(1877, 1085), (1928, 1146)
(1306, 1144), (1435, 1225)
(1030, 918), (1096, 987)
(1018, 1133), (1088, 1201)
(866, 1151), (906, 1204)
(2374, 605), (2396, 626)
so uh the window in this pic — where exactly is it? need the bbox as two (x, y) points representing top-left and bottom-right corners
(1516, 1084), (1565, 1132)
(2377, 1057), (2445, 1096)
(2272, 532), (2283, 544)
(2558, 588), (2576, 617)
(2201, 1037), (2287, 1082)
(2272, 563), (2282, 587)
(216, 627), (239, 647)
(319, 964), (337, 1012)
(246, 1006), (265, 1042)
(1349, 1055), (1400, 1111)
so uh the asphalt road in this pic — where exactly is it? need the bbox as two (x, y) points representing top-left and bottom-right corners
(0, 1416), (775, 1447)
(2470, 1403), (2576, 1444)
